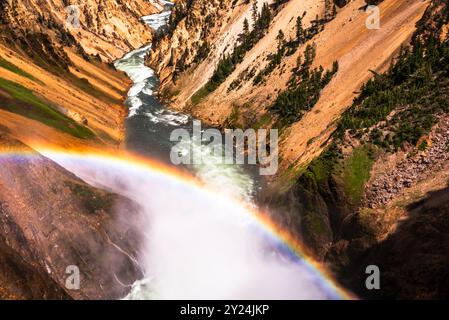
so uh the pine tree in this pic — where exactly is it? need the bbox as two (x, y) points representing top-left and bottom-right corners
(251, 0), (259, 28)
(259, 3), (271, 30)
(324, 0), (331, 20)
(304, 44), (316, 68)
(296, 16), (304, 43)
(276, 29), (285, 50)
(332, 60), (339, 73)
(243, 18), (250, 35)
(242, 18), (250, 48)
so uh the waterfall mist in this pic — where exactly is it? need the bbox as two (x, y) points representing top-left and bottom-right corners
(43, 152), (340, 300)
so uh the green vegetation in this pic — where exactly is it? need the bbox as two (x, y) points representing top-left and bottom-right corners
(337, 35), (449, 149)
(299, 144), (374, 207)
(269, 44), (339, 126)
(0, 56), (42, 84)
(228, 66), (257, 92)
(252, 10), (336, 86)
(303, 153), (334, 183)
(303, 210), (327, 235)
(252, 29), (291, 86)
(174, 42), (211, 80)
(337, 146), (375, 204)
(0, 55), (120, 105)
(223, 105), (240, 129)
(191, 2), (272, 104)
(0, 78), (94, 139)
(275, 161), (307, 194)
(293, 28), (449, 206)
(254, 113), (272, 130)
(191, 85), (212, 105)
(417, 140), (428, 151)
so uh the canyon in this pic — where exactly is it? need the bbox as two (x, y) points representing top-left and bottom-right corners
(0, 0), (448, 299)
(0, 0), (160, 298)
(149, 0), (449, 299)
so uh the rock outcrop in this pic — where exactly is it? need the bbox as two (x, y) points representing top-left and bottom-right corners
(0, 133), (143, 299)
(149, 0), (429, 174)
(0, 0), (159, 299)
(364, 116), (449, 209)
(0, 0), (158, 149)
(0, 0), (157, 62)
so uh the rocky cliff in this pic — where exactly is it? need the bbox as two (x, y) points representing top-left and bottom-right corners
(149, 0), (429, 170)
(0, 0), (158, 299)
(150, 0), (449, 299)
(149, 0), (240, 87)
(1, 0), (156, 62)
(0, 0), (158, 149)
(0, 133), (142, 299)
(263, 0), (449, 299)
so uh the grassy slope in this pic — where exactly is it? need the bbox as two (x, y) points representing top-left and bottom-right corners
(0, 78), (94, 139)
(0, 57), (42, 84)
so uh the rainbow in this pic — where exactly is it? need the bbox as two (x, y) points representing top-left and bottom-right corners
(0, 145), (355, 300)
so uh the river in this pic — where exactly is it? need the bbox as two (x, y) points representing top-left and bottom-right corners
(114, 5), (259, 204)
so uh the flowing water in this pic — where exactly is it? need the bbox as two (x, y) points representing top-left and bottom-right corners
(42, 4), (347, 300)
(114, 6), (258, 203)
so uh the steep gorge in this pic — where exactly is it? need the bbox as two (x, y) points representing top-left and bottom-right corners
(1, 0), (448, 300)
(149, 0), (429, 169)
(265, 0), (449, 299)
(149, 0), (449, 299)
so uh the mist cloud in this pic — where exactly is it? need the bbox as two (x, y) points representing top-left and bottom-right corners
(45, 153), (339, 300)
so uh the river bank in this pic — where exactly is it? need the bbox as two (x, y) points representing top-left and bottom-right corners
(103, 4), (350, 300)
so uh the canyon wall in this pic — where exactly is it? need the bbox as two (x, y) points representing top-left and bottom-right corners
(0, 133), (143, 299)
(0, 0), (158, 149)
(151, 0), (449, 299)
(149, 0), (429, 169)
(1, 0), (157, 62)
(0, 0), (158, 298)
